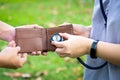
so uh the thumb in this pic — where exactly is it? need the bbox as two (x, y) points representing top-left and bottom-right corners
(59, 33), (71, 40)
(21, 53), (27, 62)
(16, 46), (21, 52)
(8, 40), (16, 47)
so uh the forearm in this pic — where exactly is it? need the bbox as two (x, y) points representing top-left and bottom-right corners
(0, 21), (15, 41)
(0, 21), (14, 31)
(96, 41), (120, 66)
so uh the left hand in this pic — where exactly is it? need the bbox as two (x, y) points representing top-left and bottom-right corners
(51, 33), (93, 58)
(0, 41), (27, 69)
(0, 21), (47, 55)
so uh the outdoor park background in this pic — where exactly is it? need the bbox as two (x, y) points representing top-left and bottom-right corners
(0, 0), (94, 80)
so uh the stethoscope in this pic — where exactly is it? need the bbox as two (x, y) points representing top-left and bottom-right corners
(50, 33), (107, 70)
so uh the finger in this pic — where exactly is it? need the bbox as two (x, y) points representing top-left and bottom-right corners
(18, 24), (39, 28)
(18, 53), (27, 59)
(56, 52), (68, 58)
(59, 33), (71, 40)
(58, 22), (71, 26)
(36, 51), (42, 55)
(55, 48), (70, 57)
(51, 41), (64, 48)
(57, 52), (70, 58)
(34, 25), (43, 28)
(8, 41), (12, 47)
(18, 53), (21, 57)
(22, 53), (28, 58)
(55, 48), (65, 54)
(41, 52), (48, 56)
(25, 24), (39, 28)
(59, 54), (66, 58)
(8, 40), (16, 47)
(16, 46), (21, 52)
(19, 53), (27, 63)
(31, 51), (37, 55)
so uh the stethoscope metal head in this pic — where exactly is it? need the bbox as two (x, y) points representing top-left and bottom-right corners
(50, 33), (64, 42)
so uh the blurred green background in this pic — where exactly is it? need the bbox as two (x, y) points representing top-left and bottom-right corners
(0, 0), (94, 80)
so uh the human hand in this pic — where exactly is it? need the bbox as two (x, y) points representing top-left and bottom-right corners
(51, 33), (93, 58)
(0, 41), (27, 69)
(0, 21), (43, 42)
(60, 23), (91, 37)
(17, 24), (43, 28)
(72, 24), (91, 37)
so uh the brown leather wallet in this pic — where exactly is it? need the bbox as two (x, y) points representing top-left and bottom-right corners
(15, 24), (73, 53)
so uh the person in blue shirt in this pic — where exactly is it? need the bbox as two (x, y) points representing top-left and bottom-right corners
(52, 0), (120, 80)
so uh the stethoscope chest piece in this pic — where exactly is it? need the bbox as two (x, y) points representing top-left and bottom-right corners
(50, 33), (64, 42)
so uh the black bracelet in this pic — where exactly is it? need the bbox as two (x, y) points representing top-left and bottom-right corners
(90, 40), (99, 59)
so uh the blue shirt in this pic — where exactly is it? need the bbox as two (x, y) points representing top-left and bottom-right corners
(84, 0), (120, 80)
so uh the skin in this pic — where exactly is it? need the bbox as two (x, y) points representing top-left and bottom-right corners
(52, 24), (120, 67)
(0, 21), (46, 55)
(0, 41), (27, 69)
(0, 21), (46, 69)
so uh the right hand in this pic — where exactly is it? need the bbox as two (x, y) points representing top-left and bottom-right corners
(60, 23), (91, 37)
(72, 24), (91, 37)
(0, 41), (27, 69)
(52, 33), (93, 58)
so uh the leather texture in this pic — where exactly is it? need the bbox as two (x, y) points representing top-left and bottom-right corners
(15, 24), (73, 53)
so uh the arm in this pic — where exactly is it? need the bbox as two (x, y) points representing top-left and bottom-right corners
(52, 33), (120, 67)
(96, 41), (120, 66)
(72, 24), (120, 66)
(0, 21), (46, 55)
(0, 21), (15, 42)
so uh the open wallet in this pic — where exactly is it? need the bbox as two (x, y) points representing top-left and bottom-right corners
(15, 24), (73, 53)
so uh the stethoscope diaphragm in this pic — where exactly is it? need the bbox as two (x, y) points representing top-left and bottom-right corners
(50, 33), (64, 42)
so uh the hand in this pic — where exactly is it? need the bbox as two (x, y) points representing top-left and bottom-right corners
(60, 23), (91, 37)
(0, 41), (27, 69)
(72, 24), (91, 37)
(0, 22), (43, 42)
(51, 33), (93, 58)
(17, 24), (43, 28)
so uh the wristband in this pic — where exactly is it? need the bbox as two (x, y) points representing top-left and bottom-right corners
(90, 40), (99, 59)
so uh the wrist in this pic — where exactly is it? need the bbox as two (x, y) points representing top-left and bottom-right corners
(86, 27), (91, 38)
(0, 28), (15, 42)
(89, 40), (99, 58)
(86, 39), (94, 54)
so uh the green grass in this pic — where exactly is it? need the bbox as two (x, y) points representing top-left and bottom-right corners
(0, 0), (94, 80)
